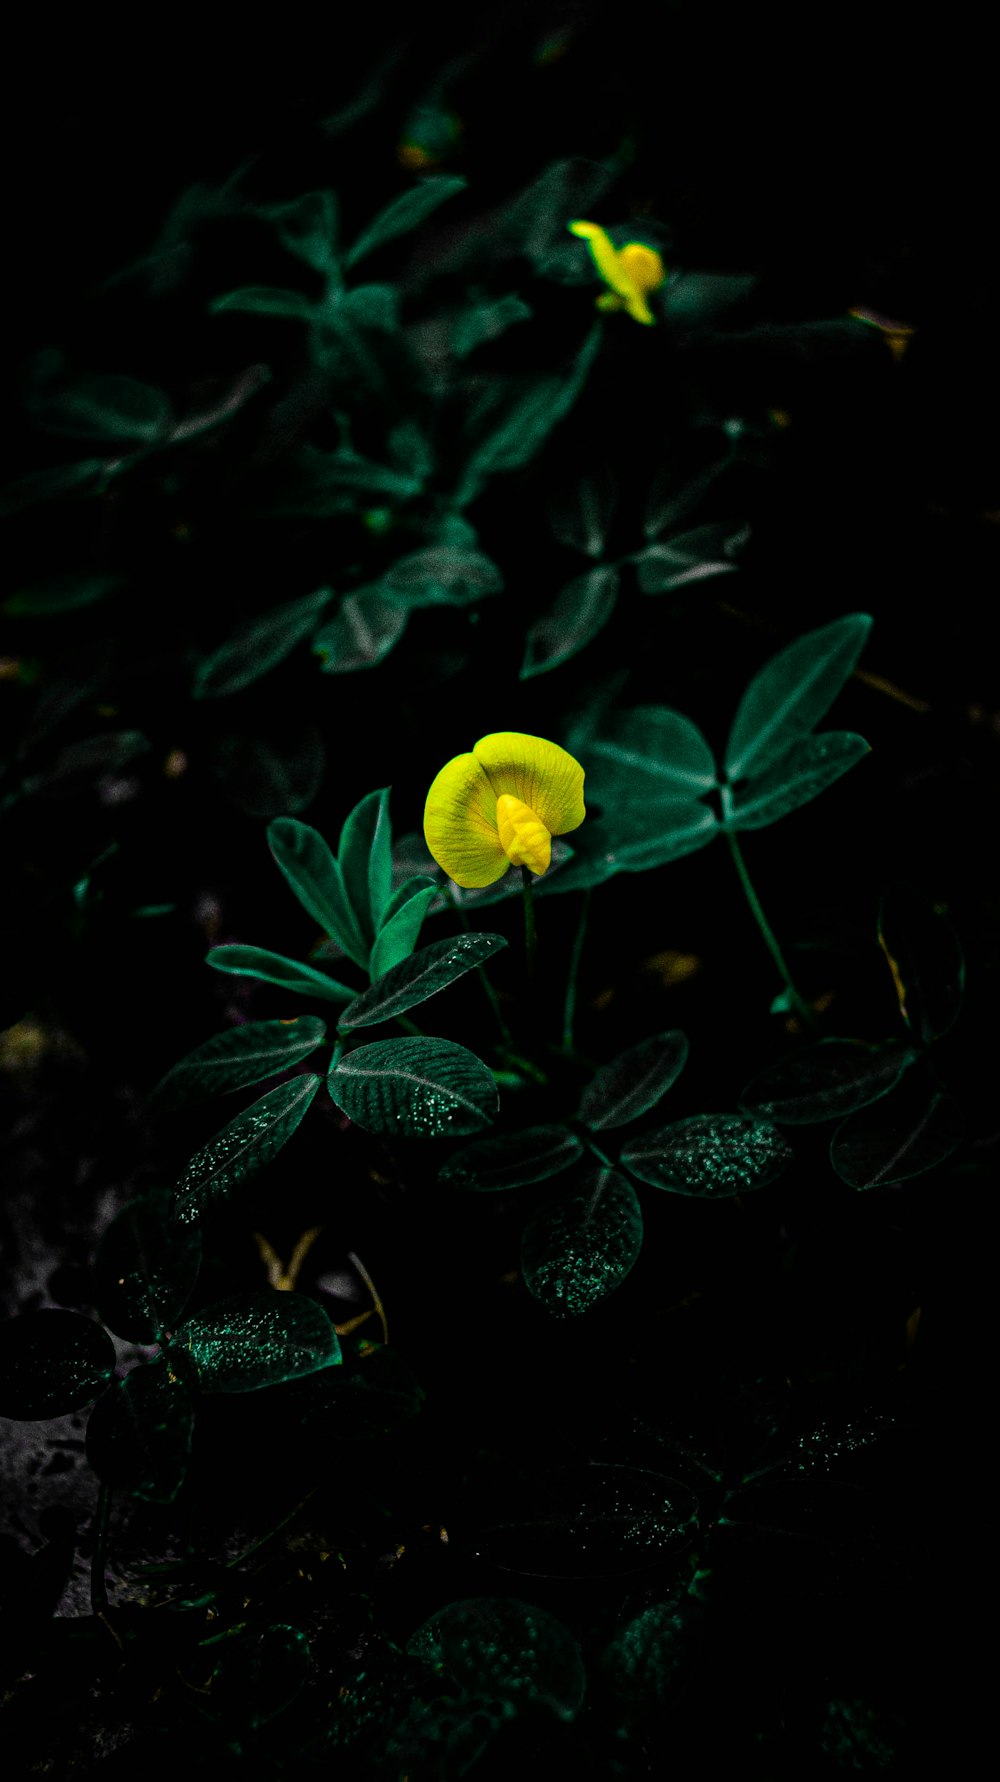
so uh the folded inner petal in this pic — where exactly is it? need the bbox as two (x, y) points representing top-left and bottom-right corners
(496, 794), (552, 876)
(423, 752), (509, 888)
(472, 732), (585, 837)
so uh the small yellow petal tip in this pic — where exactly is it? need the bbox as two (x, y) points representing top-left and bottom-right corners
(495, 794), (552, 876)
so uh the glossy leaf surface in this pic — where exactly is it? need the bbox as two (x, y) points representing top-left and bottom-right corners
(176, 1290), (340, 1392)
(522, 1168), (643, 1316)
(94, 1191), (203, 1340)
(578, 1031), (690, 1130)
(725, 612), (872, 781)
(739, 1038), (915, 1125)
(520, 566), (619, 678)
(439, 1125), (584, 1191)
(339, 933), (507, 1028)
(267, 817), (369, 966)
(408, 1597), (586, 1720)
(830, 1072), (964, 1188)
(622, 1112), (792, 1196)
(193, 588), (333, 699)
(206, 944), (354, 1004)
(726, 731), (869, 828)
(329, 1038), (498, 1136)
(150, 1017), (328, 1111)
(474, 1463), (697, 1577)
(172, 1074), (320, 1224)
(367, 879), (437, 978)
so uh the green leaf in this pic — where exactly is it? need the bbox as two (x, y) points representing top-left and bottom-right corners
(0, 1310), (115, 1421)
(547, 466), (617, 557)
(328, 1037), (498, 1136)
(267, 444), (421, 515)
(643, 457), (729, 540)
(439, 1125), (584, 1191)
(0, 459), (104, 517)
(368, 879), (437, 978)
(149, 1017), (328, 1112)
(830, 1072), (964, 1189)
(340, 933), (507, 1029)
(207, 944), (354, 1004)
(537, 802), (719, 895)
(739, 1038), (916, 1125)
(268, 817), (369, 967)
(622, 1112), (792, 1196)
(604, 1582), (708, 1722)
(85, 1361), (193, 1502)
(474, 1462), (697, 1577)
(175, 1290), (340, 1391)
(260, 189), (338, 274)
(29, 373), (172, 443)
(210, 286), (316, 320)
(338, 787), (393, 944)
(664, 270), (757, 327)
(634, 522), (748, 593)
(172, 1075), (321, 1224)
(382, 547), (504, 609)
(578, 1032), (689, 1131)
(5, 572), (125, 617)
(313, 589), (409, 672)
(407, 1598), (586, 1721)
(456, 326), (599, 504)
(450, 294), (531, 357)
(94, 1191), (203, 1341)
(208, 1623), (312, 1726)
(585, 704), (718, 799)
(522, 1168), (643, 1316)
(878, 882), (965, 1045)
(520, 566), (619, 679)
(21, 731), (150, 800)
(193, 588), (333, 699)
(724, 612), (873, 781)
(725, 731), (870, 828)
(345, 174), (465, 267)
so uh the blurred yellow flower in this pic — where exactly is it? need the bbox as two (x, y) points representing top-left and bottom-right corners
(568, 220), (666, 325)
(424, 733), (586, 888)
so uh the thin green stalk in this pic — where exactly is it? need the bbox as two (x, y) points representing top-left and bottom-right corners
(521, 867), (537, 984)
(724, 829), (816, 1027)
(562, 887), (591, 1052)
(443, 880), (512, 1042)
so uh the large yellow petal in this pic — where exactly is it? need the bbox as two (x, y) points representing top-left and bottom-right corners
(472, 733), (585, 838)
(423, 752), (509, 888)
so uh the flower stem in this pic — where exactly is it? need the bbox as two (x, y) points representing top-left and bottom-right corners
(562, 887), (591, 1051)
(521, 867), (537, 984)
(724, 830), (816, 1027)
(443, 880), (512, 1042)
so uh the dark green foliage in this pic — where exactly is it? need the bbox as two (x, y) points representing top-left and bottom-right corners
(577, 1030), (690, 1130)
(206, 944), (354, 1003)
(725, 730), (871, 828)
(520, 565), (620, 677)
(172, 1075), (321, 1223)
(439, 1125), (585, 1191)
(521, 1167), (643, 1315)
(193, 588), (333, 699)
(830, 1070), (965, 1189)
(174, 1290), (340, 1391)
(149, 1016), (328, 1110)
(740, 1038), (915, 1124)
(621, 1112), (793, 1196)
(0, 1311), (115, 1420)
(328, 1036), (498, 1136)
(94, 1191), (203, 1340)
(338, 932), (507, 1028)
(724, 613), (873, 782)
(206, 1622), (312, 1726)
(85, 1361), (193, 1502)
(407, 1597), (586, 1720)
(474, 1464), (698, 1577)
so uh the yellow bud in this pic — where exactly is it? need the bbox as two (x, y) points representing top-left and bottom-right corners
(495, 794), (552, 876)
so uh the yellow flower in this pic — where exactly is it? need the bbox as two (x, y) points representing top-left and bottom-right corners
(568, 220), (666, 325)
(424, 732), (586, 888)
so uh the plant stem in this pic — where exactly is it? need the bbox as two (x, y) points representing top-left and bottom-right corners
(443, 880), (512, 1042)
(562, 888), (591, 1052)
(724, 830), (816, 1027)
(521, 867), (537, 984)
